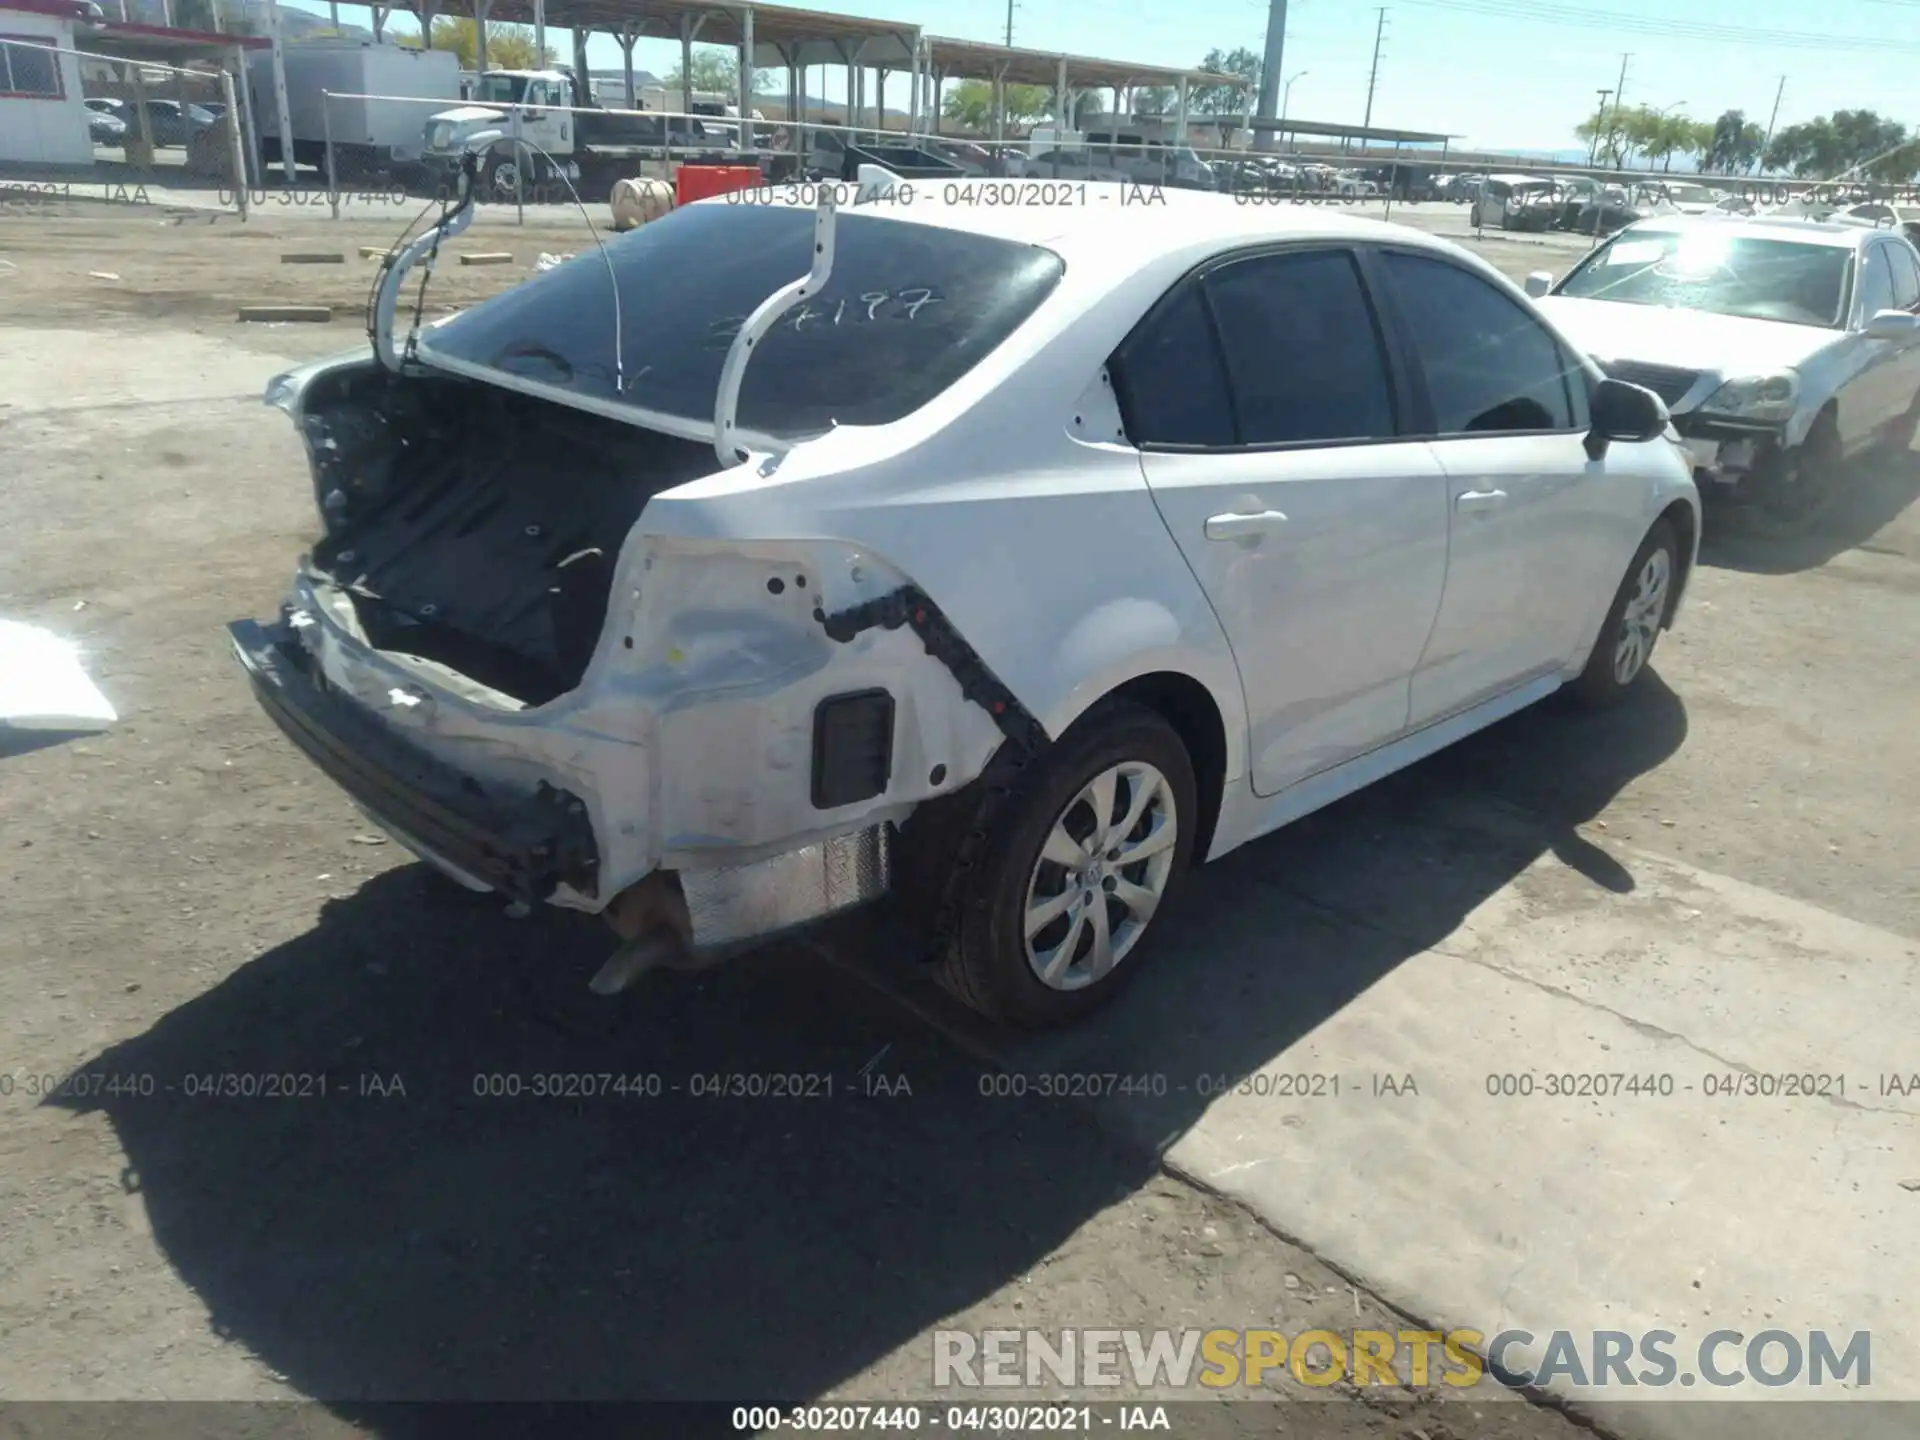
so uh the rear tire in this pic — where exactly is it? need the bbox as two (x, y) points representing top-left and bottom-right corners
(1571, 519), (1680, 709)
(935, 700), (1197, 1029)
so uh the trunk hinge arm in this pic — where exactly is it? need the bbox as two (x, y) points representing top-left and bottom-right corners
(371, 150), (483, 373)
(712, 184), (838, 468)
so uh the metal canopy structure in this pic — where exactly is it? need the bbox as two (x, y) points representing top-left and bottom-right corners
(913, 36), (1251, 147)
(453, 0), (919, 67)
(363, 0), (1255, 148)
(921, 36), (1249, 94)
(82, 21), (268, 58)
(1248, 116), (1456, 145)
(375, 0), (925, 129)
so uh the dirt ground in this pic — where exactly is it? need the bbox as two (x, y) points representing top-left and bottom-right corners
(0, 200), (596, 328)
(0, 205), (1914, 1439)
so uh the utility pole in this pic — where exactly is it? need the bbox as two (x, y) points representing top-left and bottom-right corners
(1003, 0), (1013, 47)
(1761, 74), (1786, 160)
(1253, 0), (1287, 153)
(1587, 88), (1611, 165)
(1604, 52), (1629, 170)
(1360, 7), (1387, 137)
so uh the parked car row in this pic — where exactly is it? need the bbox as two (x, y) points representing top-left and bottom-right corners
(1458, 171), (1920, 241)
(84, 95), (218, 149)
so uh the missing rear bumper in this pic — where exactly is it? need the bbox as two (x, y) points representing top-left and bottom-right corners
(228, 618), (599, 905)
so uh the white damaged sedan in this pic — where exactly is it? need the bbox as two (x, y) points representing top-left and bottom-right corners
(231, 170), (1699, 1028)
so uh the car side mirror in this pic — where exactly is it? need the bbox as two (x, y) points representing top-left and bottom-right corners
(1585, 377), (1667, 460)
(1523, 271), (1553, 298)
(1864, 309), (1920, 340)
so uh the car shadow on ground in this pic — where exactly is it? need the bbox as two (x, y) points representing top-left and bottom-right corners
(833, 671), (1689, 1155)
(0, 727), (99, 761)
(1699, 449), (1920, 574)
(48, 672), (1684, 1430)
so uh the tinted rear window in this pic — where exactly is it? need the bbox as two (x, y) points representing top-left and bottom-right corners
(417, 204), (1065, 438)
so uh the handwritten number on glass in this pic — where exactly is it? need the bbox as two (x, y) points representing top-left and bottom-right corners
(704, 289), (945, 348)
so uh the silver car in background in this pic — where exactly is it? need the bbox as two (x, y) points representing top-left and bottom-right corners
(1530, 217), (1920, 529)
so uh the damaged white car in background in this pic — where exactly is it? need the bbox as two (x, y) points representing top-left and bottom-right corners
(230, 155), (1700, 1029)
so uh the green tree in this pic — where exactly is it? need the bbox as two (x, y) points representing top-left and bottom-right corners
(666, 50), (772, 97)
(1134, 84), (1174, 117)
(1575, 101), (1630, 169)
(1876, 138), (1920, 184)
(940, 78), (1050, 132)
(1703, 108), (1765, 174)
(1644, 113), (1707, 172)
(420, 18), (553, 70)
(1191, 46), (1258, 117)
(1635, 109), (1680, 170)
(1765, 109), (1910, 180)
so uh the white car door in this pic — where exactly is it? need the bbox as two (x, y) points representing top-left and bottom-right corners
(1113, 246), (1450, 797)
(1884, 243), (1920, 423)
(1367, 248), (1648, 726)
(1850, 240), (1920, 442)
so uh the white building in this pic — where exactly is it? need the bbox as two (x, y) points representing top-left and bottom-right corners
(0, 0), (92, 167)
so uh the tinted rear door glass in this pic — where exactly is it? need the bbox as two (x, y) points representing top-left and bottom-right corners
(1109, 285), (1237, 448)
(1201, 249), (1398, 445)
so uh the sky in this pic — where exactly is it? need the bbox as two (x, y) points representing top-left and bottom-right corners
(280, 0), (1920, 154)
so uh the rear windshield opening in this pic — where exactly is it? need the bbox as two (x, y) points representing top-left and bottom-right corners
(417, 205), (1067, 440)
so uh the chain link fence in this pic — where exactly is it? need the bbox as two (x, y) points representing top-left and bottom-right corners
(5, 48), (1916, 248)
(0, 36), (248, 215)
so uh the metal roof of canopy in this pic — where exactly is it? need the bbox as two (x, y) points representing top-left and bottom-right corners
(455, 0), (921, 68)
(1248, 116), (1457, 144)
(83, 23), (270, 56)
(921, 34), (1252, 92)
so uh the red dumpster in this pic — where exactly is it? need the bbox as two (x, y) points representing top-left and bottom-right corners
(675, 164), (764, 206)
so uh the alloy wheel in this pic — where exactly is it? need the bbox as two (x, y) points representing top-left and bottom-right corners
(1023, 761), (1178, 992)
(1612, 547), (1671, 685)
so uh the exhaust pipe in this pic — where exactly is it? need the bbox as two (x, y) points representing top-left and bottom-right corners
(589, 931), (685, 995)
(589, 870), (699, 995)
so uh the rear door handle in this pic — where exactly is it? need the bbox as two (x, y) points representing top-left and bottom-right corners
(1455, 488), (1508, 513)
(1204, 509), (1289, 540)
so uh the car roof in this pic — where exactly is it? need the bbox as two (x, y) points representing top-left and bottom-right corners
(1623, 214), (1870, 248)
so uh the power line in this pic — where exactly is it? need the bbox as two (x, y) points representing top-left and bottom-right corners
(1400, 0), (1920, 54)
